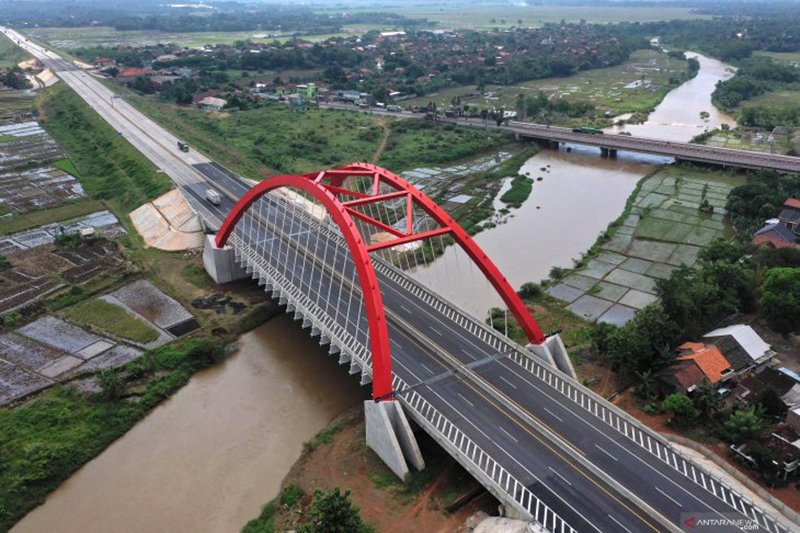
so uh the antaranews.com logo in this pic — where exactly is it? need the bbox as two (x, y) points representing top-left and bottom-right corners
(681, 513), (762, 531)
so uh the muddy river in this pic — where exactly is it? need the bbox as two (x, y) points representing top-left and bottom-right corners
(411, 52), (736, 317)
(13, 316), (366, 533)
(13, 52), (736, 531)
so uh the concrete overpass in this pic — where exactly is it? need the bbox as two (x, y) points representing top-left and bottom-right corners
(320, 102), (800, 174)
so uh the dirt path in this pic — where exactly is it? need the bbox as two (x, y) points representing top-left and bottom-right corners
(370, 118), (391, 164)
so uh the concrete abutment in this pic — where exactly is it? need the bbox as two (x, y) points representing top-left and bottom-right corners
(202, 234), (249, 284)
(365, 400), (425, 480)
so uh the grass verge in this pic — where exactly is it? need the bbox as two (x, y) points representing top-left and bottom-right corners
(0, 199), (105, 236)
(62, 298), (160, 344)
(40, 84), (171, 212)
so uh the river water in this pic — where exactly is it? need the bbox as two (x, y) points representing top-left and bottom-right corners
(13, 316), (366, 533)
(13, 52), (735, 532)
(410, 52), (736, 317)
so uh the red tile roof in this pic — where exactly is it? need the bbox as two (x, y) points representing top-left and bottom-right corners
(676, 343), (731, 384)
(784, 198), (800, 210)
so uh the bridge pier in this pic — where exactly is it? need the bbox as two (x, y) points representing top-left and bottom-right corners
(202, 234), (249, 284)
(600, 147), (617, 158)
(365, 400), (424, 480)
(527, 334), (577, 379)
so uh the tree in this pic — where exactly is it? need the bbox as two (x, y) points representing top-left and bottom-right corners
(517, 282), (542, 299)
(606, 304), (680, 378)
(692, 380), (722, 418)
(724, 406), (763, 443)
(662, 393), (698, 427)
(298, 488), (371, 533)
(760, 268), (800, 334)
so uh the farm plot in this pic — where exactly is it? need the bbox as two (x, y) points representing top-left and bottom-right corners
(0, 122), (64, 172)
(110, 279), (198, 336)
(0, 209), (126, 249)
(547, 167), (745, 326)
(0, 239), (126, 315)
(0, 91), (36, 125)
(0, 165), (84, 213)
(0, 315), (144, 405)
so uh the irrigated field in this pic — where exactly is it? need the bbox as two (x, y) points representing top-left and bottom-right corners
(403, 49), (690, 121)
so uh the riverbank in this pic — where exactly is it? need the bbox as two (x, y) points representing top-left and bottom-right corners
(244, 404), (493, 533)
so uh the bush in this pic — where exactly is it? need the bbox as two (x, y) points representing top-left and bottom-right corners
(760, 267), (800, 334)
(298, 488), (372, 533)
(517, 282), (542, 299)
(724, 406), (763, 443)
(280, 484), (305, 508)
(662, 393), (698, 427)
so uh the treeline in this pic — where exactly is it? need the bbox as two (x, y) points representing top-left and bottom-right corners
(712, 57), (800, 129)
(1, 1), (428, 33)
(726, 171), (800, 236)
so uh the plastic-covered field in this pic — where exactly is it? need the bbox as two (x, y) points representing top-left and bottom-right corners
(0, 166), (84, 213)
(18, 315), (106, 354)
(0, 122), (63, 172)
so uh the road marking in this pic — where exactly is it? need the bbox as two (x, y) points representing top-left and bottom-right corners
(400, 304), (411, 313)
(429, 325), (443, 336)
(499, 375), (517, 389)
(498, 425), (518, 444)
(608, 514), (633, 533)
(594, 444), (618, 461)
(457, 392), (474, 407)
(420, 363), (434, 375)
(543, 407), (563, 423)
(655, 486), (683, 508)
(548, 467), (573, 486)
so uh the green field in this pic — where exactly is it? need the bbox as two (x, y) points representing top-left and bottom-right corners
(0, 199), (106, 236)
(62, 298), (160, 343)
(123, 92), (510, 179)
(24, 26), (354, 50)
(334, 4), (707, 31)
(0, 32), (31, 68)
(403, 49), (690, 121)
(753, 50), (800, 66)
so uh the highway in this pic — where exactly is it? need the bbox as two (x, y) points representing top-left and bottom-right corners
(4, 27), (791, 532)
(320, 102), (800, 174)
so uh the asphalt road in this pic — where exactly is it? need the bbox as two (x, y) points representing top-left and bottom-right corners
(4, 27), (788, 532)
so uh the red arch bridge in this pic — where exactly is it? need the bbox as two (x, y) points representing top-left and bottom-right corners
(182, 162), (789, 533)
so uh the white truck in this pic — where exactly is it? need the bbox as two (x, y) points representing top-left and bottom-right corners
(205, 188), (222, 205)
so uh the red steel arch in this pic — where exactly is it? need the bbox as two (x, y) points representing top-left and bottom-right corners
(215, 163), (546, 400)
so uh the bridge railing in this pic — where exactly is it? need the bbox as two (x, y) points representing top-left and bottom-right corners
(394, 373), (577, 533)
(186, 190), (576, 533)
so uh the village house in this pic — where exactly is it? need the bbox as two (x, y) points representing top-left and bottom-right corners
(197, 96), (227, 111)
(660, 342), (733, 393)
(752, 198), (800, 249)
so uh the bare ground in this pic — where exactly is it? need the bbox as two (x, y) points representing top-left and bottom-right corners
(270, 404), (496, 532)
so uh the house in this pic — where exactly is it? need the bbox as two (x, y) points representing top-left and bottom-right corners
(197, 96), (227, 111)
(732, 366), (795, 405)
(703, 324), (774, 371)
(752, 198), (800, 249)
(661, 342), (732, 393)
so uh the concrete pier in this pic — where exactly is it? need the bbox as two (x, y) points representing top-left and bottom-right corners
(365, 400), (424, 480)
(202, 234), (248, 284)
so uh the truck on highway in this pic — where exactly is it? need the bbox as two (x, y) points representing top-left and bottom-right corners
(386, 105), (402, 112)
(177, 141), (190, 152)
(572, 126), (604, 135)
(205, 188), (222, 205)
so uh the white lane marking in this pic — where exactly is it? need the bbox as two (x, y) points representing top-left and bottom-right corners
(543, 407), (564, 423)
(498, 425), (519, 444)
(608, 514), (633, 533)
(655, 486), (683, 508)
(499, 375), (517, 389)
(400, 304), (411, 313)
(457, 392), (475, 407)
(429, 325), (443, 336)
(420, 363), (434, 375)
(594, 444), (618, 461)
(548, 467), (573, 486)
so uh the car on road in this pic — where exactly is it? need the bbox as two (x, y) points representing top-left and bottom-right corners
(205, 188), (222, 205)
